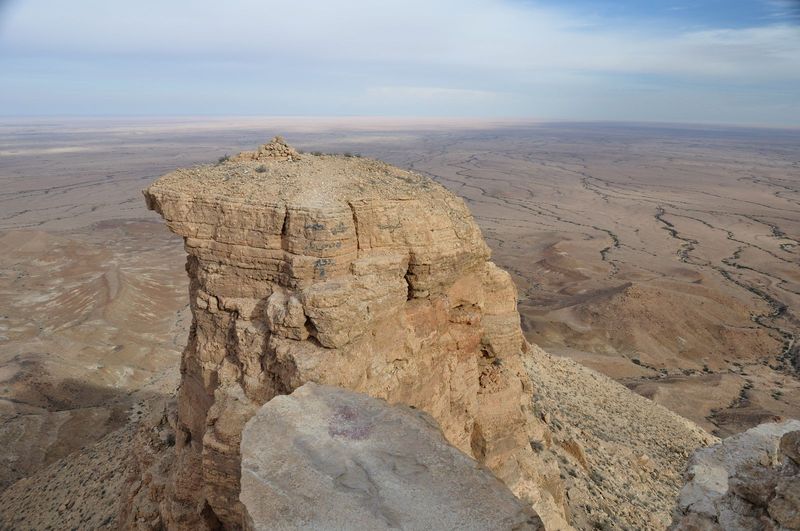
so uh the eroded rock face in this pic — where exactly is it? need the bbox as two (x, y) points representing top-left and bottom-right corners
(671, 420), (800, 530)
(143, 138), (566, 529)
(240, 383), (543, 531)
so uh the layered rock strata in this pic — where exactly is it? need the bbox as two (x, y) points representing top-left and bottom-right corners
(672, 420), (800, 530)
(240, 383), (543, 530)
(144, 138), (566, 529)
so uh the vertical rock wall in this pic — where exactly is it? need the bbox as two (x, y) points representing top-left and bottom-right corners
(144, 139), (567, 529)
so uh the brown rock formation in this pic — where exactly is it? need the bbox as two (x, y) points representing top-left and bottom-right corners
(143, 138), (566, 529)
(240, 383), (543, 530)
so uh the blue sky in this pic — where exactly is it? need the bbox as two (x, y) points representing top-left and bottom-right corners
(0, 0), (798, 125)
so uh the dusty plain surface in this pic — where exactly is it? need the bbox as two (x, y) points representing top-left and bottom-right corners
(0, 117), (798, 492)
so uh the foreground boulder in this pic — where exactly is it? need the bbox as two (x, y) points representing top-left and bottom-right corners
(240, 383), (543, 530)
(144, 138), (566, 529)
(672, 420), (800, 530)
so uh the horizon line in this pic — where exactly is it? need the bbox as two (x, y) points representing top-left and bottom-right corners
(1, 115), (799, 132)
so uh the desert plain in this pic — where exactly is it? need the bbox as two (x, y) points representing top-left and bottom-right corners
(0, 117), (798, 491)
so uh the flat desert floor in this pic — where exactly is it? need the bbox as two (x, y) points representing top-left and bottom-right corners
(1, 117), (798, 489)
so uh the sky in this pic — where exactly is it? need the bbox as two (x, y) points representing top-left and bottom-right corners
(0, 0), (799, 125)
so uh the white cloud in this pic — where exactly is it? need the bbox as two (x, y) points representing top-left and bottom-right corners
(2, 0), (798, 82)
(0, 0), (798, 122)
(365, 86), (499, 103)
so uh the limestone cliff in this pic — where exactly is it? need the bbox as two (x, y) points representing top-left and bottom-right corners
(143, 137), (567, 529)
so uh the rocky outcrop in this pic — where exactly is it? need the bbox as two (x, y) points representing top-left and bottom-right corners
(143, 138), (567, 529)
(671, 420), (800, 530)
(240, 382), (543, 530)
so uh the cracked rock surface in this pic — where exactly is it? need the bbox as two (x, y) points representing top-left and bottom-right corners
(240, 383), (543, 531)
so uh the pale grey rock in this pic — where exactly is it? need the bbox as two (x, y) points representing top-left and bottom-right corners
(672, 420), (800, 531)
(240, 383), (543, 531)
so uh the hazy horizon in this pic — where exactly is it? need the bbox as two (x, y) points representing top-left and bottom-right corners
(2, 115), (800, 132)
